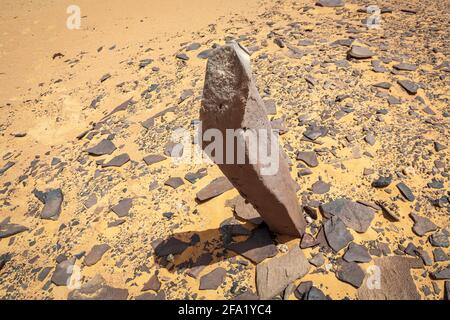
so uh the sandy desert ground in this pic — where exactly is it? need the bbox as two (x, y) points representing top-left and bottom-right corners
(0, 0), (449, 300)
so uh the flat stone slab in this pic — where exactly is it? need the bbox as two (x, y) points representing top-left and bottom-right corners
(143, 154), (166, 166)
(297, 151), (319, 167)
(102, 153), (130, 168)
(336, 260), (365, 288)
(410, 213), (437, 236)
(398, 79), (419, 95)
(256, 246), (310, 300)
(323, 216), (354, 252)
(68, 274), (129, 300)
(316, 0), (345, 7)
(84, 244), (111, 266)
(196, 177), (234, 201)
(343, 242), (372, 263)
(111, 198), (133, 217)
(51, 258), (76, 286)
(34, 188), (64, 220)
(199, 267), (227, 290)
(396, 182), (415, 201)
(320, 198), (375, 233)
(0, 218), (28, 239)
(348, 46), (374, 59)
(227, 227), (278, 264)
(358, 256), (423, 300)
(87, 139), (116, 156)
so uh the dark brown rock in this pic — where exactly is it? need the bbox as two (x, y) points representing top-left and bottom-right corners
(256, 246), (310, 299)
(324, 216), (354, 252)
(111, 198), (133, 217)
(102, 153), (130, 168)
(358, 256), (422, 300)
(200, 42), (306, 237)
(68, 274), (129, 300)
(143, 154), (166, 166)
(84, 244), (110, 266)
(343, 243), (372, 263)
(87, 139), (116, 156)
(51, 258), (76, 286)
(196, 176), (233, 201)
(320, 198), (375, 233)
(296, 151), (319, 167)
(199, 267), (227, 290)
(336, 260), (365, 288)
(410, 213), (437, 236)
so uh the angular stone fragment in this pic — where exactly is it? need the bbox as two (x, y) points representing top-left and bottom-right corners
(431, 265), (450, 280)
(393, 63), (418, 71)
(227, 227), (277, 263)
(233, 195), (263, 225)
(102, 153), (130, 168)
(343, 243), (371, 263)
(196, 177), (234, 201)
(410, 213), (437, 236)
(111, 198), (133, 217)
(84, 244), (111, 266)
(358, 256), (422, 300)
(200, 42), (306, 237)
(164, 177), (184, 189)
(312, 180), (330, 194)
(68, 274), (129, 300)
(0, 161), (15, 176)
(142, 273), (161, 292)
(87, 139), (116, 156)
(348, 46), (374, 59)
(184, 168), (207, 184)
(51, 258), (76, 286)
(324, 216), (354, 252)
(316, 0), (345, 7)
(199, 267), (227, 290)
(186, 253), (213, 279)
(256, 246), (310, 299)
(296, 151), (318, 167)
(336, 260), (365, 288)
(398, 79), (419, 95)
(143, 154), (166, 166)
(0, 219), (28, 239)
(396, 182), (415, 202)
(152, 237), (190, 257)
(34, 188), (64, 220)
(320, 198), (375, 233)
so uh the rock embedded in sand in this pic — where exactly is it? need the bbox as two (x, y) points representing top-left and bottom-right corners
(336, 260), (365, 288)
(87, 139), (116, 156)
(0, 161), (15, 176)
(256, 246), (310, 300)
(398, 79), (419, 95)
(199, 267), (227, 290)
(372, 176), (392, 188)
(227, 227), (278, 263)
(410, 213), (437, 236)
(324, 216), (354, 252)
(343, 242), (372, 263)
(68, 274), (129, 300)
(84, 244), (110, 266)
(164, 177), (185, 189)
(143, 154), (166, 166)
(320, 198), (375, 233)
(51, 258), (76, 286)
(431, 266), (450, 280)
(393, 63), (418, 71)
(111, 198), (133, 217)
(316, 0), (345, 7)
(200, 41), (306, 237)
(34, 188), (64, 220)
(196, 176), (233, 202)
(296, 151), (319, 167)
(102, 153), (130, 168)
(142, 273), (161, 292)
(396, 182), (415, 202)
(348, 46), (375, 59)
(0, 219), (28, 239)
(358, 256), (422, 300)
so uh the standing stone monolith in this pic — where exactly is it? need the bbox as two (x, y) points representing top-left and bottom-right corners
(200, 41), (306, 237)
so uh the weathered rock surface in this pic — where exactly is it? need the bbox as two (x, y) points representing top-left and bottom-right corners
(199, 267), (227, 290)
(84, 244), (111, 266)
(34, 188), (64, 220)
(358, 256), (423, 300)
(324, 216), (354, 252)
(0, 218), (28, 239)
(410, 213), (437, 236)
(51, 258), (76, 286)
(256, 246), (310, 299)
(196, 177), (234, 201)
(227, 227), (277, 263)
(200, 42), (306, 237)
(68, 274), (129, 300)
(111, 198), (133, 217)
(86, 139), (116, 156)
(320, 198), (375, 233)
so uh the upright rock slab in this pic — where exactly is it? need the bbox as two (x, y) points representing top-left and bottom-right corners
(200, 42), (306, 237)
